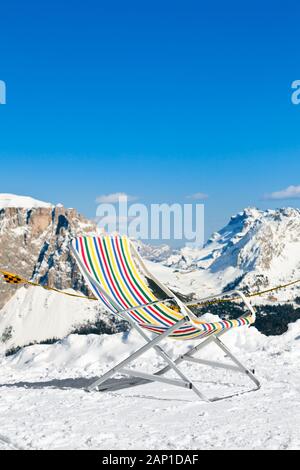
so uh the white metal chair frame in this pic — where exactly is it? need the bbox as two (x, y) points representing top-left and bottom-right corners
(71, 242), (261, 402)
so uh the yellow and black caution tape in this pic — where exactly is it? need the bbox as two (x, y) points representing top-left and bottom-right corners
(1, 268), (300, 306)
(189, 278), (300, 308)
(0, 269), (97, 301)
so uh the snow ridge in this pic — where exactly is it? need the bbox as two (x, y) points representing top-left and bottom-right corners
(0, 193), (53, 209)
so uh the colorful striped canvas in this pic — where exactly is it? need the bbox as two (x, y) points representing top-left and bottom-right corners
(71, 235), (254, 340)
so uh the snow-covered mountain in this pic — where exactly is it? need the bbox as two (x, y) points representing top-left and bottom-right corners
(154, 207), (300, 296)
(0, 194), (127, 351)
(0, 194), (97, 309)
(1, 196), (300, 352)
(133, 239), (175, 263)
(0, 285), (127, 353)
(0, 194), (54, 209)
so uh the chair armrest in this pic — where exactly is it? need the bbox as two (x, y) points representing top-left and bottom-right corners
(181, 289), (256, 327)
(232, 289), (256, 323)
(185, 288), (244, 306)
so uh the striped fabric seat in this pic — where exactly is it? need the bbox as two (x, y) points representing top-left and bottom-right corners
(71, 235), (253, 340)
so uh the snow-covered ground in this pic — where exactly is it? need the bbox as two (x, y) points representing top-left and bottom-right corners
(0, 320), (299, 450)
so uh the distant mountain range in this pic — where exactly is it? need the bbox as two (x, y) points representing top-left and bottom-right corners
(140, 206), (300, 294)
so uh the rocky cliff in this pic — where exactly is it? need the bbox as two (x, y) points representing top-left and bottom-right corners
(0, 194), (97, 309)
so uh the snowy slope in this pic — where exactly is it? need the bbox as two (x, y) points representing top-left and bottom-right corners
(202, 207), (300, 287)
(0, 320), (299, 449)
(0, 286), (105, 352)
(154, 207), (300, 299)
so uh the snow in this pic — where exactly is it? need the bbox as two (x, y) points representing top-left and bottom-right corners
(0, 261), (225, 352)
(1, 253), (299, 353)
(0, 259), (211, 352)
(1, 203), (300, 449)
(0, 194), (53, 209)
(0, 286), (102, 352)
(0, 320), (299, 449)
(148, 207), (300, 302)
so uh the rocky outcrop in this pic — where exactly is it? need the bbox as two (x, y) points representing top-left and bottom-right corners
(0, 203), (97, 309)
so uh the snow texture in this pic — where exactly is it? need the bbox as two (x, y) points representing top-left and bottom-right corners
(0, 194), (53, 209)
(0, 320), (299, 450)
(0, 198), (300, 449)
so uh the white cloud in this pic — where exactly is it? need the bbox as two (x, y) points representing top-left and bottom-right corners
(96, 192), (138, 204)
(264, 185), (300, 200)
(186, 192), (209, 200)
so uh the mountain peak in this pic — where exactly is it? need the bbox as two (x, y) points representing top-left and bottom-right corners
(0, 194), (54, 209)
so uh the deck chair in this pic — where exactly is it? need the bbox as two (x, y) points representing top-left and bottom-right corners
(71, 235), (260, 402)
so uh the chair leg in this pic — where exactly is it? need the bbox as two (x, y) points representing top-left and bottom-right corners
(87, 319), (260, 402)
(86, 319), (211, 401)
(87, 319), (186, 392)
(128, 322), (211, 401)
(152, 330), (260, 401)
(212, 336), (260, 389)
(153, 331), (221, 377)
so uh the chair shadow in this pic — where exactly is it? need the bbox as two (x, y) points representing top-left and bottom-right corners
(0, 377), (258, 404)
(0, 376), (150, 392)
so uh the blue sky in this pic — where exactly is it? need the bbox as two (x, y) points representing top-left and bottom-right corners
(0, 0), (300, 241)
